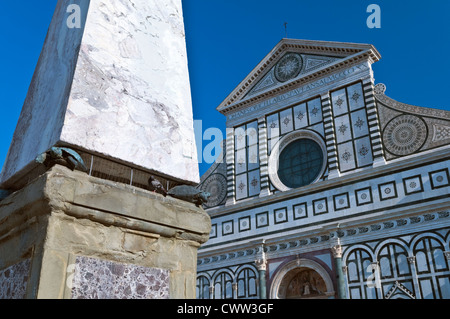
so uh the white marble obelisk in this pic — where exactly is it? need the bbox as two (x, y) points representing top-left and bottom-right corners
(1, 0), (199, 187)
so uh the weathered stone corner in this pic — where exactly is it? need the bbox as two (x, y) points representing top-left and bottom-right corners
(0, 165), (211, 299)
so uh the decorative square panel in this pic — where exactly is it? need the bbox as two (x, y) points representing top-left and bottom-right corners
(71, 256), (170, 299)
(210, 224), (217, 239)
(378, 181), (398, 201)
(222, 220), (234, 236)
(235, 149), (247, 174)
(347, 82), (365, 111)
(274, 207), (288, 224)
(351, 109), (369, 138)
(333, 193), (350, 211)
(235, 125), (247, 150)
(308, 98), (323, 125)
(429, 169), (450, 190)
(355, 136), (373, 168)
(235, 173), (248, 200)
(247, 145), (259, 171)
(313, 198), (328, 215)
(355, 187), (373, 206)
(248, 170), (261, 197)
(331, 88), (348, 116)
(338, 141), (356, 172)
(403, 175), (424, 195)
(335, 114), (352, 143)
(246, 121), (258, 146)
(294, 103), (308, 129)
(280, 108), (294, 135)
(293, 202), (308, 220)
(267, 113), (280, 139)
(239, 216), (251, 232)
(0, 259), (31, 299)
(256, 212), (269, 228)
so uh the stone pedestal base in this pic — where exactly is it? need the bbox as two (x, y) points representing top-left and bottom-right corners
(0, 166), (210, 299)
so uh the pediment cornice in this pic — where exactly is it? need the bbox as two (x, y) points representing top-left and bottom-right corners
(217, 38), (381, 115)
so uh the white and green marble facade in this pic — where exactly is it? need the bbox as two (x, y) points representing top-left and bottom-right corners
(197, 39), (450, 299)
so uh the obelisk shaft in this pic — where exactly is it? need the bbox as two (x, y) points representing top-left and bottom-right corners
(1, 0), (199, 188)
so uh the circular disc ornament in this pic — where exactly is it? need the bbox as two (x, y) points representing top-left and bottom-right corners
(383, 114), (427, 156)
(274, 53), (303, 82)
(201, 174), (227, 208)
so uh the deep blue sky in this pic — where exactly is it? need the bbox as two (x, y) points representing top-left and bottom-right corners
(1, 1), (449, 177)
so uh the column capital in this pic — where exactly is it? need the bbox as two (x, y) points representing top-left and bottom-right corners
(331, 244), (343, 258)
(255, 258), (267, 271)
(407, 256), (416, 264)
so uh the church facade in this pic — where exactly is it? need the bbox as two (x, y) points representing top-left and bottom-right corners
(196, 39), (450, 299)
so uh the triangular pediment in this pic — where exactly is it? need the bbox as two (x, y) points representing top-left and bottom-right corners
(246, 53), (340, 98)
(217, 38), (381, 115)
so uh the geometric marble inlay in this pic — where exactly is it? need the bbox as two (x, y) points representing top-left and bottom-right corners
(0, 259), (31, 299)
(71, 256), (170, 299)
(274, 53), (303, 83)
(432, 124), (450, 142)
(378, 181), (398, 201)
(383, 114), (427, 156)
(201, 173), (227, 208)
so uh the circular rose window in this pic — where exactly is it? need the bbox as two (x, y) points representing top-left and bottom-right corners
(269, 130), (327, 191)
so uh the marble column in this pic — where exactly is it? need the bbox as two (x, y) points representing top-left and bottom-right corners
(331, 239), (347, 299)
(255, 244), (267, 299)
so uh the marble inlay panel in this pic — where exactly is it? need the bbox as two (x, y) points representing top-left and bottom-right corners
(0, 259), (31, 299)
(235, 173), (248, 200)
(267, 113), (280, 139)
(280, 108), (294, 135)
(246, 121), (259, 146)
(338, 141), (356, 172)
(235, 148), (247, 175)
(248, 169), (261, 197)
(307, 98), (323, 125)
(294, 103), (308, 129)
(355, 136), (373, 167)
(351, 108), (369, 138)
(71, 256), (170, 299)
(347, 82), (365, 111)
(335, 114), (352, 143)
(331, 88), (349, 116)
(235, 125), (247, 150)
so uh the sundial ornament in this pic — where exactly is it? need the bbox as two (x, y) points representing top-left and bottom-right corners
(274, 53), (303, 82)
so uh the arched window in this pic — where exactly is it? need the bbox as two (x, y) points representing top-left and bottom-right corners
(377, 243), (411, 279)
(196, 275), (210, 299)
(213, 272), (234, 299)
(236, 267), (258, 299)
(345, 248), (376, 299)
(413, 236), (450, 299)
